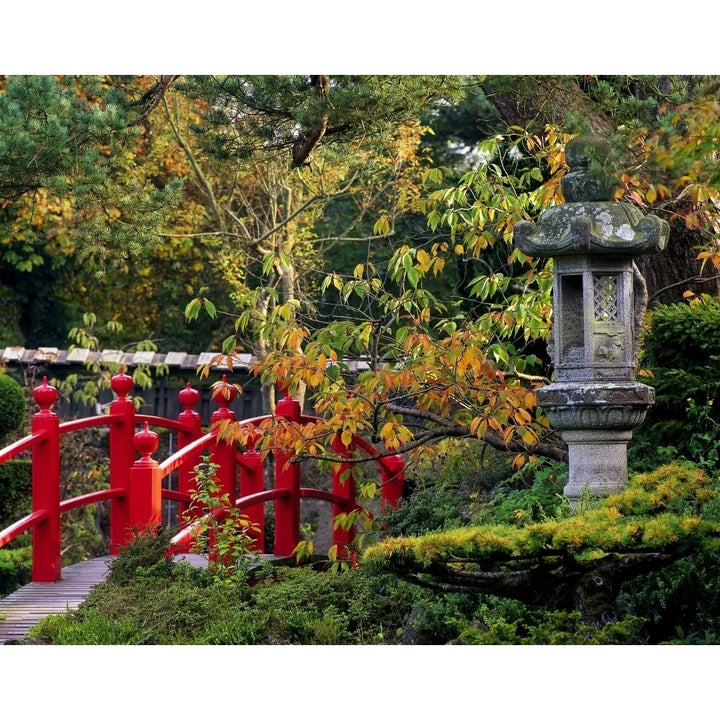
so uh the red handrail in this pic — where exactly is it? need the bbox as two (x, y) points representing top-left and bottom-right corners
(0, 432), (45, 464)
(0, 510), (48, 549)
(158, 431), (216, 476)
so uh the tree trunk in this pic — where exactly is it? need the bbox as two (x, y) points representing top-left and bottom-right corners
(641, 218), (720, 305)
(481, 76), (613, 135)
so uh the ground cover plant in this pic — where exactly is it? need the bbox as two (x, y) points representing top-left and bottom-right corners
(22, 461), (720, 645)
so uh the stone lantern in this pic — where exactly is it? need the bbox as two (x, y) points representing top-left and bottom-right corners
(513, 135), (670, 502)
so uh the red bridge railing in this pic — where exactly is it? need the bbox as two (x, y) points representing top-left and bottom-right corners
(0, 370), (404, 582)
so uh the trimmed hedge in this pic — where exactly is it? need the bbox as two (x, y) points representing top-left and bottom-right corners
(642, 297), (720, 413)
(0, 460), (31, 527)
(0, 373), (26, 443)
(634, 297), (720, 464)
(0, 460), (32, 598)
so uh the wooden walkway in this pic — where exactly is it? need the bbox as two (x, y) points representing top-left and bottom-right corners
(0, 556), (112, 644)
(0, 554), (209, 645)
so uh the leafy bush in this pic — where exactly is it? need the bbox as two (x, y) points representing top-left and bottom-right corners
(383, 483), (466, 536)
(103, 527), (177, 586)
(620, 549), (720, 644)
(471, 459), (568, 526)
(30, 609), (142, 645)
(182, 459), (260, 581)
(0, 373), (26, 443)
(454, 608), (646, 645)
(0, 544), (32, 598)
(383, 440), (516, 537)
(0, 460), (31, 527)
(0, 460), (32, 599)
(634, 296), (720, 467)
(364, 463), (720, 629)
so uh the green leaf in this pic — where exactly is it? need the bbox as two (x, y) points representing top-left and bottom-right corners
(185, 298), (201, 321)
(261, 252), (275, 276)
(203, 299), (217, 319)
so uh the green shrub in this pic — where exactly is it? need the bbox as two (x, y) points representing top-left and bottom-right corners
(383, 483), (465, 536)
(182, 458), (260, 581)
(64, 558), (234, 645)
(384, 440), (516, 537)
(471, 459), (568, 526)
(620, 548), (720, 643)
(247, 566), (413, 644)
(634, 296), (720, 467)
(0, 373), (26, 443)
(0, 544), (32, 598)
(103, 527), (177, 586)
(0, 460), (31, 527)
(449, 596), (647, 645)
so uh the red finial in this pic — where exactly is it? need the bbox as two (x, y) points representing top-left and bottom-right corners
(134, 421), (159, 462)
(33, 376), (58, 414)
(179, 382), (200, 413)
(111, 367), (134, 400)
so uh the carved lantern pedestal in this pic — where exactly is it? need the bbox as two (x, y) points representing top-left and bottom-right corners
(513, 135), (670, 502)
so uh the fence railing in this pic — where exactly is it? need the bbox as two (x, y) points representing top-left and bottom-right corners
(0, 370), (404, 582)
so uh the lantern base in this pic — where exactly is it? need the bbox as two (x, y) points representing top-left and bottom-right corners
(562, 428), (633, 504)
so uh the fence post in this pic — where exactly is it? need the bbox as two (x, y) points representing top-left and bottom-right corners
(31, 377), (61, 582)
(273, 386), (301, 557)
(127, 422), (162, 539)
(381, 454), (405, 512)
(210, 375), (238, 506)
(108, 368), (135, 554)
(240, 427), (265, 552)
(331, 432), (357, 559)
(177, 383), (202, 519)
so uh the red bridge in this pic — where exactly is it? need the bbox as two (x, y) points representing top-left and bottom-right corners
(0, 370), (404, 641)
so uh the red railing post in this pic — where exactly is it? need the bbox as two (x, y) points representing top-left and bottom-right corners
(240, 427), (265, 552)
(381, 454), (405, 512)
(210, 375), (238, 505)
(273, 386), (301, 557)
(31, 377), (61, 582)
(177, 383), (202, 519)
(331, 432), (357, 559)
(108, 368), (135, 554)
(127, 422), (162, 539)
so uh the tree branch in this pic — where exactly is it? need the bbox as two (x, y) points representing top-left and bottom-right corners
(384, 402), (568, 462)
(129, 76), (178, 125)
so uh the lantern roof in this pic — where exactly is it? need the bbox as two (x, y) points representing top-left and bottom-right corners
(513, 135), (669, 257)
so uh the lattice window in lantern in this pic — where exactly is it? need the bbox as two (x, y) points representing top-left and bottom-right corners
(593, 274), (619, 321)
